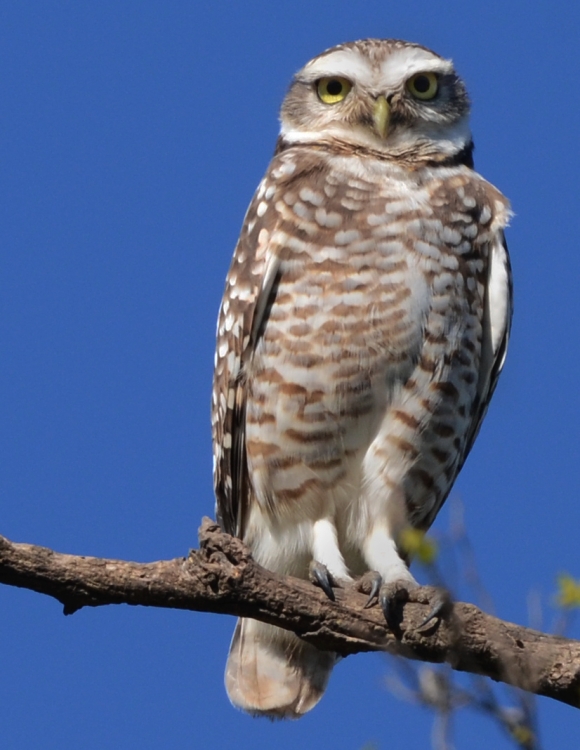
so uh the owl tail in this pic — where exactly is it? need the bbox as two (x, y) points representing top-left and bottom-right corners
(225, 617), (336, 719)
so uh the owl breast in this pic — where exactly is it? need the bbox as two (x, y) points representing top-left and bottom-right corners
(241, 147), (497, 541)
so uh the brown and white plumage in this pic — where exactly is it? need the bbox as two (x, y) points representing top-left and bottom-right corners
(212, 38), (512, 719)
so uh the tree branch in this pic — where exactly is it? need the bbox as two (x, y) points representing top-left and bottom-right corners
(1, 517), (579, 709)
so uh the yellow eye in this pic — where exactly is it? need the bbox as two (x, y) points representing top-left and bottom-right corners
(316, 77), (352, 104)
(407, 72), (438, 100)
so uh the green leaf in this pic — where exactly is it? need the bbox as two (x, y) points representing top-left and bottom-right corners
(556, 573), (580, 608)
(399, 527), (438, 565)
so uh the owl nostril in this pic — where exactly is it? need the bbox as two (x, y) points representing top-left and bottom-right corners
(385, 93), (394, 104)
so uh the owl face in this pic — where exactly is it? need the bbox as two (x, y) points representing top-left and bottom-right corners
(280, 39), (471, 163)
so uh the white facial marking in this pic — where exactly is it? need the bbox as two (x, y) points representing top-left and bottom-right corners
(302, 45), (453, 95)
(379, 48), (453, 89)
(302, 49), (374, 86)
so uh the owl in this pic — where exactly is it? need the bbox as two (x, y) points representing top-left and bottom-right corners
(212, 38), (512, 719)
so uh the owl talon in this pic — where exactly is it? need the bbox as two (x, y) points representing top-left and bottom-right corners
(416, 587), (451, 629)
(355, 571), (383, 608)
(309, 560), (336, 601)
(379, 580), (414, 630)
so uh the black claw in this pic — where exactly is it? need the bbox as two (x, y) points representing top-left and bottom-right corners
(417, 591), (450, 629)
(380, 590), (392, 623)
(378, 581), (414, 630)
(363, 572), (382, 609)
(309, 561), (335, 601)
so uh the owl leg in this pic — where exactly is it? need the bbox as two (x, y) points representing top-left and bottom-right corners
(361, 525), (420, 628)
(309, 518), (351, 601)
(363, 524), (417, 587)
(361, 526), (449, 628)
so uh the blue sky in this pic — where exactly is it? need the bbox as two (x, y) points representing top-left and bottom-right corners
(1, 2), (579, 748)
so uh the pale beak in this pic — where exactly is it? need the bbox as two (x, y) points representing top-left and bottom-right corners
(373, 95), (390, 139)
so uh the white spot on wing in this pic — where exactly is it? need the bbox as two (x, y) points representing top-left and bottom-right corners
(299, 188), (323, 206)
(414, 240), (441, 260)
(479, 206), (492, 224)
(315, 208), (342, 228)
(335, 229), (361, 245)
(441, 227), (462, 245)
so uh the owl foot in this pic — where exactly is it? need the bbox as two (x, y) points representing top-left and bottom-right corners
(350, 571), (413, 625)
(309, 560), (337, 602)
(378, 579), (419, 631)
(355, 574), (449, 631)
(369, 579), (451, 631)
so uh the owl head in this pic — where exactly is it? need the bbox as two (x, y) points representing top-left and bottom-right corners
(280, 39), (472, 166)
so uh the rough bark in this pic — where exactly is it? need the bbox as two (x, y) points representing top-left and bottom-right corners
(1, 517), (579, 709)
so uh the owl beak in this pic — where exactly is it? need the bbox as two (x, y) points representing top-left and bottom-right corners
(373, 96), (390, 139)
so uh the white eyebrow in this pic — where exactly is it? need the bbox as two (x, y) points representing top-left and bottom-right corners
(300, 50), (375, 86)
(379, 48), (454, 88)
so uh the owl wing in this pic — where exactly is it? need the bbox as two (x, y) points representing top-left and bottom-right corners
(460, 230), (512, 469)
(212, 187), (281, 537)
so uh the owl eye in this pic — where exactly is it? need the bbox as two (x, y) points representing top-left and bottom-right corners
(407, 72), (439, 101)
(316, 77), (352, 104)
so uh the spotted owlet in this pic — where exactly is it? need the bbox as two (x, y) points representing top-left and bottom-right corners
(212, 38), (512, 719)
